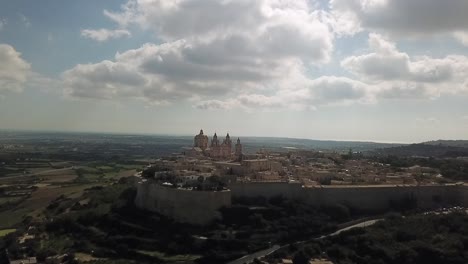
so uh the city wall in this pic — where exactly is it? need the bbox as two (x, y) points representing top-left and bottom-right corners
(302, 185), (461, 211)
(135, 181), (231, 225)
(229, 182), (468, 211)
(136, 181), (468, 225)
(229, 182), (303, 199)
(461, 185), (468, 206)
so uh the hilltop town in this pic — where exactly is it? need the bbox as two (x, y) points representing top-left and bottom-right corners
(143, 129), (450, 188)
(135, 130), (468, 226)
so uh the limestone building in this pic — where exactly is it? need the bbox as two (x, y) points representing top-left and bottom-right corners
(235, 137), (243, 161)
(191, 130), (243, 160)
(194, 129), (209, 150)
(210, 132), (232, 159)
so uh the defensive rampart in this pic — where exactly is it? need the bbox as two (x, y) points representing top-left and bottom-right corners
(229, 182), (303, 199)
(302, 185), (462, 211)
(136, 181), (468, 225)
(230, 182), (468, 211)
(461, 184), (468, 206)
(135, 181), (231, 225)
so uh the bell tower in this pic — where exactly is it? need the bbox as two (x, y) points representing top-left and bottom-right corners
(194, 129), (208, 150)
(235, 137), (243, 160)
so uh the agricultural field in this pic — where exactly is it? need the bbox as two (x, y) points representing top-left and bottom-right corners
(0, 158), (145, 229)
(0, 229), (16, 238)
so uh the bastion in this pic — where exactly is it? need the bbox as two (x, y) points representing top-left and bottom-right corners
(136, 180), (468, 225)
(229, 182), (468, 211)
(135, 180), (231, 225)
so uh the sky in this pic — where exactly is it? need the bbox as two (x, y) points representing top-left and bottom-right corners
(1, 0), (468, 143)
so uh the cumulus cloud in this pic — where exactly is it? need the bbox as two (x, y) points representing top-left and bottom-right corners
(64, 0), (468, 111)
(102, 0), (333, 62)
(342, 34), (456, 83)
(196, 76), (378, 111)
(0, 44), (31, 93)
(18, 13), (31, 28)
(81, 28), (131, 42)
(104, 0), (263, 40)
(341, 34), (468, 99)
(64, 0), (340, 108)
(63, 40), (306, 104)
(330, 0), (468, 38)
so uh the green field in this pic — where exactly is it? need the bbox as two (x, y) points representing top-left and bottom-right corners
(0, 229), (16, 237)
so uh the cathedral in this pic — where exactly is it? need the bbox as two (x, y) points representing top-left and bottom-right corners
(193, 129), (242, 160)
(194, 129), (209, 150)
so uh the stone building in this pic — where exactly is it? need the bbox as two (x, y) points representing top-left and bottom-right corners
(209, 132), (232, 159)
(190, 130), (243, 161)
(235, 137), (243, 161)
(194, 129), (209, 150)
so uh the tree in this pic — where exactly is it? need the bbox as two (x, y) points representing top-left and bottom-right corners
(197, 176), (205, 183)
(293, 250), (309, 264)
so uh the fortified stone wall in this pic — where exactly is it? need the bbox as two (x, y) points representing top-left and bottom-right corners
(229, 182), (303, 199)
(135, 181), (231, 225)
(229, 182), (468, 211)
(136, 181), (468, 225)
(461, 185), (468, 206)
(302, 185), (461, 211)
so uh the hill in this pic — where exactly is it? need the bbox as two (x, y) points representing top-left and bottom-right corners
(422, 140), (468, 148)
(373, 142), (468, 158)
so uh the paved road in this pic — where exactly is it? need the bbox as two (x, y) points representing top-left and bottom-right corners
(227, 219), (381, 264)
(319, 219), (379, 239)
(228, 245), (281, 264)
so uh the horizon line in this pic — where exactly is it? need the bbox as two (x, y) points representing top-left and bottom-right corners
(2, 128), (463, 145)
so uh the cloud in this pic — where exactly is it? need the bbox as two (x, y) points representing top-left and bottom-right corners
(196, 76), (377, 111)
(63, 40), (305, 104)
(195, 99), (240, 110)
(102, 0), (333, 62)
(63, 59), (147, 100)
(454, 31), (468, 47)
(64, 0), (338, 107)
(81, 28), (131, 42)
(63, 36), (377, 110)
(342, 34), (456, 83)
(65, 0), (468, 111)
(18, 13), (31, 28)
(104, 0), (263, 40)
(341, 34), (468, 99)
(330, 0), (468, 38)
(0, 44), (31, 94)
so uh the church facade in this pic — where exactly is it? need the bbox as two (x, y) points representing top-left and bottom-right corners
(192, 130), (242, 160)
